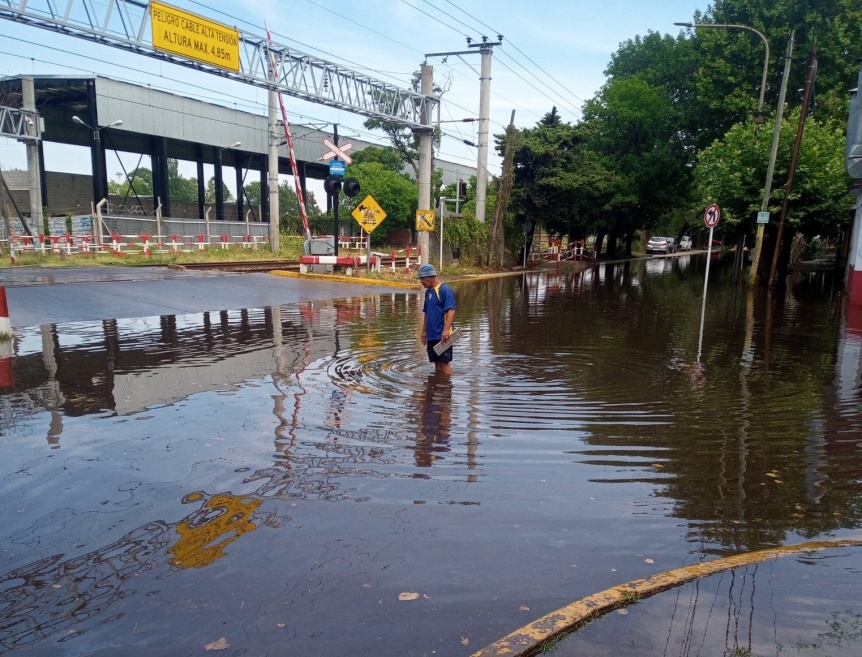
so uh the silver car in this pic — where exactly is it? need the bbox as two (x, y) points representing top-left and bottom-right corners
(646, 236), (674, 254)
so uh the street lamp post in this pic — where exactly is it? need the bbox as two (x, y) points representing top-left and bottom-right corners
(215, 141), (241, 221)
(674, 22), (769, 115)
(72, 115), (123, 142)
(675, 22), (787, 287)
(72, 115), (122, 210)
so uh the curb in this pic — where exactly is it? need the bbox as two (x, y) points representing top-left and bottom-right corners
(268, 269), (421, 290)
(471, 537), (862, 657)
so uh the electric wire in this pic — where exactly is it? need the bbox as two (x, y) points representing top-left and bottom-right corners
(0, 6), (500, 173)
(177, 0), (519, 133)
(438, 0), (586, 109)
(403, 0), (580, 120)
(0, 45), (486, 172)
(186, 0), (416, 87)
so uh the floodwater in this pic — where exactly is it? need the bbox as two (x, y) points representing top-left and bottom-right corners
(1, 254), (860, 656)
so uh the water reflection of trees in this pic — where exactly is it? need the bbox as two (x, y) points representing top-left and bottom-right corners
(475, 259), (862, 554)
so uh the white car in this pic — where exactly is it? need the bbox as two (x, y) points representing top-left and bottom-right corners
(678, 236), (692, 251)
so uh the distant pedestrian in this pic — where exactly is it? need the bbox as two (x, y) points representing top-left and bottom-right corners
(418, 264), (455, 375)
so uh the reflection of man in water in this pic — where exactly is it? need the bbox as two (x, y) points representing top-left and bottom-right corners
(418, 264), (456, 375)
(415, 373), (453, 468)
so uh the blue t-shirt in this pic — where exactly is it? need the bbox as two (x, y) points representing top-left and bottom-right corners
(423, 283), (455, 341)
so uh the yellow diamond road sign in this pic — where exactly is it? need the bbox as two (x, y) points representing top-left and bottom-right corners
(415, 209), (435, 232)
(351, 195), (387, 233)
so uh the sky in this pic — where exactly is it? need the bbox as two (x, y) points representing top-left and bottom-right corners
(0, 0), (711, 196)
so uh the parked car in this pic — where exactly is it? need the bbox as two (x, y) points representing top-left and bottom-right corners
(646, 236), (675, 254)
(678, 236), (692, 251)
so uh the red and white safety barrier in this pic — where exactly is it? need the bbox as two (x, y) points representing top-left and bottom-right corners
(299, 254), (380, 274)
(0, 286), (10, 337)
(380, 245), (422, 271)
(5, 232), (267, 256)
(0, 285), (13, 387)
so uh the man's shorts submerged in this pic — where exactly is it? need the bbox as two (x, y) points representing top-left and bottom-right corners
(427, 340), (453, 363)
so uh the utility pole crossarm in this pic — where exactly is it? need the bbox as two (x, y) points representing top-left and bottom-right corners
(0, 0), (432, 128)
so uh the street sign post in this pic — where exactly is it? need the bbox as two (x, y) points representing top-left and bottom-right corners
(351, 195), (387, 271)
(698, 203), (722, 372)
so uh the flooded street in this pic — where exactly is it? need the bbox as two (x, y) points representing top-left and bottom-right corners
(1, 255), (860, 656)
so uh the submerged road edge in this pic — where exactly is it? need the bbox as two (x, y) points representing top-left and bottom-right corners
(268, 269), (419, 289)
(471, 536), (862, 657)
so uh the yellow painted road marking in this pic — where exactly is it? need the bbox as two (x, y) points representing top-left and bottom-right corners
(269, 269), (419, 289)
(471, 537), (862, 657)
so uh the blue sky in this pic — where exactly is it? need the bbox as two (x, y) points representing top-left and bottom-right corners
(0, 0), (709, 188)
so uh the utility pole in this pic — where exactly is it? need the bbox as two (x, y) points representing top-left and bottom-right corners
(332, 124), (341, 256)
(267, 56), (280, 253)
(417, 64), (433, 264)
(427, 37), (503, 226)
(750, 31), (794, 287)
(470, 37), (502, 224)
(22, 77), (43, 230)
(769, 46), (817, 287)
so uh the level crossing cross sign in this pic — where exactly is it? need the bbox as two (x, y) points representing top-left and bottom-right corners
(351, 195), (387, 233)
(322, 138), (353, 165)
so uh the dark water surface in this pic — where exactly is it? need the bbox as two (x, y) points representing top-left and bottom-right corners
(1, 255), (860, 656)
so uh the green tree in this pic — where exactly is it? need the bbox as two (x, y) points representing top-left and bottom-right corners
(205, 177), (234, 204)
(109, 159), (198, 202)
(510, 109), (614, 248)
(167, 159), (198, 202)
(108, 166), (153, 197)
(694, 109), (852, 239)
(341, 161), (417, 244)
(581, 77), (691, 255)
(244, 180), (322, 234)
(351, 146), (404, 171)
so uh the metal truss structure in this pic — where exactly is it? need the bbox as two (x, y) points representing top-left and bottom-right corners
(0, 105), (40, 140)
(0, 0), (433, 129)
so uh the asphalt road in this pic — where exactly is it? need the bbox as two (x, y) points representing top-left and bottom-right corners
(1, 266), (402, 328)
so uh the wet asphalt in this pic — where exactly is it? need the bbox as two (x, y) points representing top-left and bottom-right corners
(0, 266), (402, 328)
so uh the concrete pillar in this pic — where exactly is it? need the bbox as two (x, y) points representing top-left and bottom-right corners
(22, 77), (43, 228)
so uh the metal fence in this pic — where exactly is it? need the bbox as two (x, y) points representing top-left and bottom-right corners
(1, 214), (271, 255)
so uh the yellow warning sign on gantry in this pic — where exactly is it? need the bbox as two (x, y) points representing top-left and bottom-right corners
(351, 195), (387, 233)
(415, 209), (435, 232)
(151, 1), (240, 73)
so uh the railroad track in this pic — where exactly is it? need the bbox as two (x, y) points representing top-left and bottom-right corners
(173, 256), (411, 273)
(175, 260), (301, 273)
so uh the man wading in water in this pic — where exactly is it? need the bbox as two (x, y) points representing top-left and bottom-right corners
(418, 264), (456, 375)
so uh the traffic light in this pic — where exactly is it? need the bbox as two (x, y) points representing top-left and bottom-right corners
(343, 177), (361, 198)
(458, 179), (468, 198)
(323, 175), (342, 195)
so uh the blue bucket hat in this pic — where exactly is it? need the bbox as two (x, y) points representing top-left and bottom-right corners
(417, 264), (437, 278)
